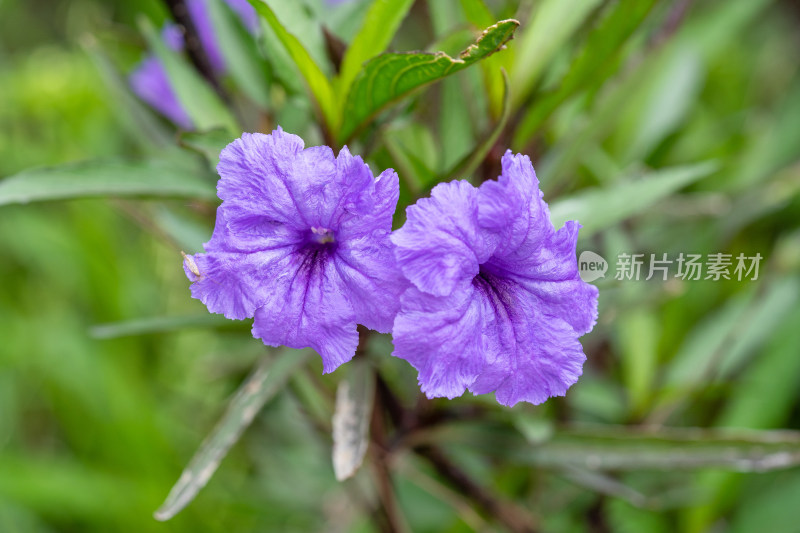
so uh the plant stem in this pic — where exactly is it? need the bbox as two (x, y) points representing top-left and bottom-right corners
(369, 371), (411, 533)
(414, 445), (539, 533)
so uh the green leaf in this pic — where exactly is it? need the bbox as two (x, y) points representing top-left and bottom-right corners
(458, 0), (495, 28)
(89, 314), (242, 339)
(248, 0), (338, 134)
(0, 158), (217, 206)
(617, 311), (660, 417)
(207, 0), (271, 107)
(82, 35), (173, 149)
(548, 161), (719, 238)
(151, 205), (214, 251)
(438, 68), (510, 184)
(651, 277), (800, 423)
(383, 122), (439, 195)
(510, 0), (603, 108)
(513, 0), (659, 145)
(731, 471), (800, 533)
(423, 423), (800, 472)
(179, 129), (237, 166)
(139, 17), (238, 133)
(154, 350), (313, 521)
(338, 19), (519, 143)
(336, 0), (415, 100)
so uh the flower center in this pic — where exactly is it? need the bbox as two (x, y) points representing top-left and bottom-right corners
(310, 226), (336, 245)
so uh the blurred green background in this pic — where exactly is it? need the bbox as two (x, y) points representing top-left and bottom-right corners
(1, 0), (799, 531)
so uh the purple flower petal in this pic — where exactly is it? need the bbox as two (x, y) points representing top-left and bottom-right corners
(393, 285), (488, 399)
(391, 181), (494, 297)
(468, 289), (587, 406)
(478, 151), (552, 257)
(186, 128), (404, 372)
(250, 251), (359, 373)
(334, 237), (406, 333)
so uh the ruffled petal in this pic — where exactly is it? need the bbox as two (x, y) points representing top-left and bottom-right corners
(204, 203), (304, 254)
(217, 135), (390, 233)
(183, 247), (293, 320)
(291, 145), (377, 229)
(486, 221), (599, 335)
(216, 129), (307, 227)
(467, 273), (587, 406)
(392, 286), (487, 399)
(391, 181), (493, 297)
(333, 234), (407, 333)
(478, 151), (553, 257)
(251, 251), (358, 373)
(337, 166), (399, 239)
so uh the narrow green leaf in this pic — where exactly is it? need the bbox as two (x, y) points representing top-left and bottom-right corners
(82, 36), (173, 149)
(549, 161), (719, 238)
(652, 277), (800, 423)
(0, 158), (217, 206)
(513, 0), (659, 145)
(458, 0), (495, 28)
(332, 359), (374, 481)
(139, 17), (238, 132)
(89, 314), (240, 339)
(337, 0), (415, 99)
(248, 0), (338, 133)
(154, 350), (313, 521)
(339, 19), (519, 143)
(438, 68), (510, 184)
(691, 308), (800, 533)
(617, 311), (659, 416)
(383, 122), (439, 194)
(523, 429), (800, 472)
(151, 205), (214, 251)
(510, 0), (602, 108)
(179, 128), (237, 166)
(207, 0), (271, 107)
(422, 423), (800, 472)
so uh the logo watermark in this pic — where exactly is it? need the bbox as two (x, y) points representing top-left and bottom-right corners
(578, 251), (608, 282)
(578, 252), (762, 282)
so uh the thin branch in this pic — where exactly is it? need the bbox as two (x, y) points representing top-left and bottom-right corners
(414, 445), (539, 533)
(369, 376), (412, 533)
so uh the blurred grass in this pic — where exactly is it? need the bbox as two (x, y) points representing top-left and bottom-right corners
(1, 0), (799, 531)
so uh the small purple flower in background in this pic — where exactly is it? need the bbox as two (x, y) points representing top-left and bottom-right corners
(223, 0), (259, 33)
(129, 56), (193, 129)
(184, 128), (405, 372)
(129, 0), (257, 128)
(391, 151), (599, 407)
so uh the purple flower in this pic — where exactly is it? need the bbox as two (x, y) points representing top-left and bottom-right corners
(391, 151), (598, 406)
(184, 128), (405, 372)
(129, 0), (257, 128)
(185, 0), (226, 73)
(129, 56), (193, 129)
